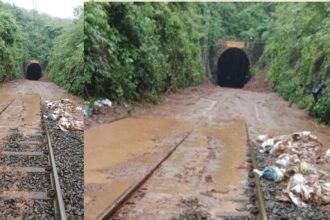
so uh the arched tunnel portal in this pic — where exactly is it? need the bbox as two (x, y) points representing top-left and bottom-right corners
(26, 62), (42, 80)
(217, 48), (250, 88)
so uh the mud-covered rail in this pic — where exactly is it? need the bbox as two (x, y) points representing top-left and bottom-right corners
(246, 123), (267, 220)
(0, 120), (67, 219)
(97, 122), (269, 220)
(97, 129), (194, 220)
(44, 122), (67, 220)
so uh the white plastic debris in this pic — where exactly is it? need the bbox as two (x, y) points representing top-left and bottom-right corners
(257, 131), (329, 207)
(93, 98), (112, 114)
(275, 154), (300, 168)
(100, 98), (112, 107)
(45, 99), (83, 131)
(325, 149), (330, 159)
(260, 138), (275, 152)
(256, 135), (269, 143)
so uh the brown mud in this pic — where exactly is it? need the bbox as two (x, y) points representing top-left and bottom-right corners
(0, 79), (83, 141)
(85, 74), (330, 219)
(0, 78), (83, 218)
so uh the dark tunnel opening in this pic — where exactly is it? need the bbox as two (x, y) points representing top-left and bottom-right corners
(217, 48), (250, 88)
(26, 63), (42, 80)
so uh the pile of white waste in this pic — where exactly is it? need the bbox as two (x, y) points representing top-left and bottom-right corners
(254, 131), (330, 207)
(83, 98), (112, 118)
(44, 99), (84, 131)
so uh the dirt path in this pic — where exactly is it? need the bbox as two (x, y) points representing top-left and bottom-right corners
(0, 79), (83, 139)
(0, 79), (82, 104)
(84, 77), (330, 219)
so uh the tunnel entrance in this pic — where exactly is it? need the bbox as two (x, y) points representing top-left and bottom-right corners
(26, 63), (42, 80)
(217, 48), (250, 88)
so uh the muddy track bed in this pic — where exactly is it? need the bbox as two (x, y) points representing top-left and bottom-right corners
(102, 123), (258, 220)
(1, 133), (45, 152)
(43, 105), (84, 219)
(0, 130), (56, 219)
(254, 147), (329, 220)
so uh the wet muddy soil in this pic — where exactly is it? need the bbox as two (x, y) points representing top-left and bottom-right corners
(112, 120), (250, 219)
(0, 78), (84, 218)
(84, 117), (192, 219)
(85, 75), (330, 219)
(0, 78), (83, 141)
(0, 78), (82, 104)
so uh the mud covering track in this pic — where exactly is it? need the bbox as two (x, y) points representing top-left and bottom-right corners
(85, 78), (330, 219)
(0, 78), (83, 218)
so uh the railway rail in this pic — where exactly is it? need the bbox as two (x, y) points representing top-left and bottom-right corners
(0, 108), (67, 219)
(96, 121), (268, 220)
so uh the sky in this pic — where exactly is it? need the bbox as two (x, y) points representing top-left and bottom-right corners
(2, 0), (85, 19)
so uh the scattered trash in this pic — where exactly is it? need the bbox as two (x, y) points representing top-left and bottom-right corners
(325, 149), (330, 160)
(83, 101), (93, 118)
(283, 174), (330, 207)
(45, 113), (58, 121)
(93, 98), (112, 114)
(255, 131), (329, 208)
(83, 98), (112, 117)
(275, 153), (300, 168)
(44, 99), (83, 131)
(256, 134), (269, 143)
(254, 166), (284, 182)
(299, 161), (317, 175)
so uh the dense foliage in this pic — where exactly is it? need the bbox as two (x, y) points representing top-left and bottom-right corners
(0, 8), (19, 82)
(84, 2), (272, 103)
(264, 3), (330, 123)
(48, 9), (84, 96)
(0, 1), (83, 96)
(2, 2), (71, 62)
(85, 3), (205, 103)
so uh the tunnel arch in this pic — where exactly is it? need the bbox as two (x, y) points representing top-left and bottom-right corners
(217, 48), (250, 88)
(26, 62), (42, 80)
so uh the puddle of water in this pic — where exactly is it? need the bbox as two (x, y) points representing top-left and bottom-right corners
(23, 94), (40, 126)
(85, 180), (134, 220)
(84, 117), (192, 219)
(85, 117), (191, 171)
(117, 120), (248, 218)
(0, 93), (14, 108)
(0, 93), (15, 115)
(202, 120), (247, 192)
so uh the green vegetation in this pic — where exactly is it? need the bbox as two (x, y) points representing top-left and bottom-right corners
(0, 1), (83, 96)
(0, 5), (19, 82)
(85, 3), (204, 103)
(85, 2), (329, 123)
(48, 8), (84, 96)
(263, 3), (330, 123)
(84, 2), (272, 103)
(1, 2), (71, 63)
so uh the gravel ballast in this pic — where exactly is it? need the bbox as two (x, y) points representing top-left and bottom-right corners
(43, 105), (84, 219)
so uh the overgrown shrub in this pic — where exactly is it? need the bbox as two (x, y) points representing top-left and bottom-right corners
(0, 6), (19, 82)
(263, 3), (330, 124)
(48, 11), (84, 96)
(84, 2), (273, 103)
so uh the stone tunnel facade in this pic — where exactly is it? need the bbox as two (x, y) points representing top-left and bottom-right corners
(211, 40), (263, 88)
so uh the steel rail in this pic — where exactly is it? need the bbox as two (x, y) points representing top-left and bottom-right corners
(0, 98), (15, 115)
(245, 123), (267, 220)
(44, 122), (67, 220)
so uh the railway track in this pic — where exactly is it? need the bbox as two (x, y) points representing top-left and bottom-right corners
(95, 122), (268, 220)
(0, 120), (67, 219)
